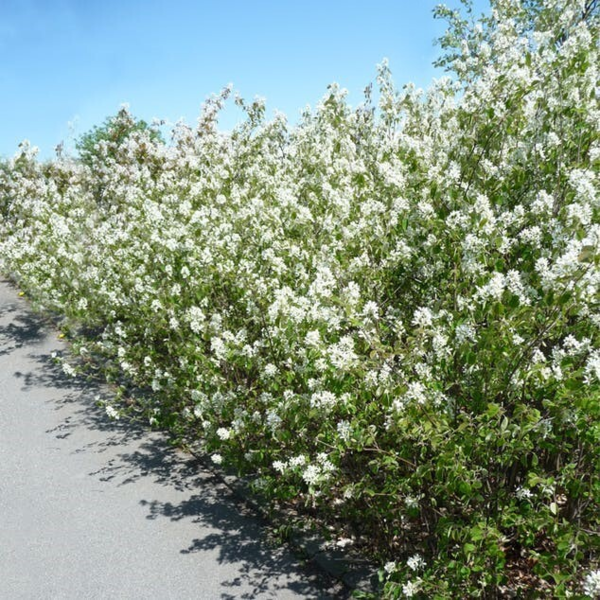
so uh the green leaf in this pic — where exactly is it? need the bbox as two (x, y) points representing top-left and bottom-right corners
(558, 291), (573, 306)
(506, 294), (520, 309)
(486, 403), (502, 418)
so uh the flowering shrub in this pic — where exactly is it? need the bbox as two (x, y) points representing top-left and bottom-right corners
(1, 0), (599, 596)
(75, 106), (164, 170)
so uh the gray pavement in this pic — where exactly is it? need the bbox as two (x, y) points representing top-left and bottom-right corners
(0, 278), (346, 600)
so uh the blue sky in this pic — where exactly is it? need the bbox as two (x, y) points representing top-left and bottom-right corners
(1, 0), (490, 159)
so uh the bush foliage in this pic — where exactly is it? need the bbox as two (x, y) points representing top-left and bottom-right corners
(75, 107), (164, 169)
(1, 1), (599, 597)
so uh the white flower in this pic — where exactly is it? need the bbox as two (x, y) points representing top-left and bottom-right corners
(302, 464), (321, 485)
(263, 363), (278, 377)
(515, 486), (534, 501)
(584, 350), (600, 384)
(216, 427), (231, 441)
(583, 570), (600, 597)
(362, 301), (380, 320)
(405, 495), (421, 510)
(305, 330), (321, 347)
(105, 406), (120, 420)
(289, 455), (307, 468)
(407, 554), (426, 571)
(405, 381), (427, 405)
(532, 348), (546, 364)
(337, 420), (351, 442)
(328, 335), (358, 370)
(272, 460), (287, 473)
(211, 337), (227, 361)
(310, 391), (338, 410)
(512, 333), (525, 345)
(266, 410), (282, 430)
(187, 306), (205, 333)
(315, 358), (328, 372)
(476, 272), (505, 302)
(402, 580), (419, 597)
(211, 453), (223, 465)
(384, 561), (396, 575)
(432, 332), (450, 358)
(317, 452), (335, 473)
(456, 322), (477, 343)
(412, 307), (434, 328)
(62, 363), (76, 377)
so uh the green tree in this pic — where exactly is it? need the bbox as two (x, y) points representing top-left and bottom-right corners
(75, 106), (164, 169)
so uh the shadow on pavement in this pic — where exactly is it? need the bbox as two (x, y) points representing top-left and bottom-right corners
(0, 303), (47, 356)
(0, 285), (348, 599)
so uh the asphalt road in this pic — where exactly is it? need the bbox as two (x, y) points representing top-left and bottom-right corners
(0, 278), (345, 600)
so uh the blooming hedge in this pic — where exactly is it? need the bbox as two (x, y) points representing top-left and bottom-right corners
(1, 0), (599, 597)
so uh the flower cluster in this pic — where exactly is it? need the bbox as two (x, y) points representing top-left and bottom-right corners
(1, 0), (598, 597)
